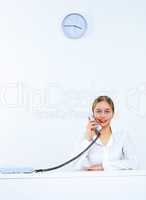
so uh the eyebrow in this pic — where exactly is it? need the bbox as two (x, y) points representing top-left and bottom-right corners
(95, 108), (111, 111)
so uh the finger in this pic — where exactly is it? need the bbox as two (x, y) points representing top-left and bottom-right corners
(86, 168), (94, 171)
(85, 166), (93, 170)
(90, 122), (97, 126)
(88, 117), (96, 123)
(90, 124), (97, 129)
(86, 166), (96, 170)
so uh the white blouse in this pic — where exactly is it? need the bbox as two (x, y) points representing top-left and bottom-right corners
(74, 130), (138, 170)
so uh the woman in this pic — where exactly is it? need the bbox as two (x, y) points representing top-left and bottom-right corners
(75, 96), (138, 171)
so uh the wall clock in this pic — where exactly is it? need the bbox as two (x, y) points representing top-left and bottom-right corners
(62, 13), (88, 39)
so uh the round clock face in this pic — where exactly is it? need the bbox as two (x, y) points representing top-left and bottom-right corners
(62, 13), (87, 39)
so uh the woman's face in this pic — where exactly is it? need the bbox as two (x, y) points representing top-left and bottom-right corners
(93, 101), (114, 128)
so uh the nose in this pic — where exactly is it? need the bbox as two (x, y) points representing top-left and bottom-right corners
(102, 111), (107, 116)
(99, 111), (107, 116)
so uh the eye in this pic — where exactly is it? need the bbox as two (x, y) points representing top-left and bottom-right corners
(105, 110), (111, 114)
(94, 109), (112, 115)
(95, 109), (102, 114)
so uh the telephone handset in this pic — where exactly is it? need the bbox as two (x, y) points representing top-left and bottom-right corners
(88, 115), (102, 136)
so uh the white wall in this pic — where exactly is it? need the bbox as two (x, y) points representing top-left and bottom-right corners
(0, 0), (146, 169)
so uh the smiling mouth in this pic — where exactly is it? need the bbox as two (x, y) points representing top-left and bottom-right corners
(98, 119), (107, 123)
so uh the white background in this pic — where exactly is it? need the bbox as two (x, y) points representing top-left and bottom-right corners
(0, 0), (146, 170)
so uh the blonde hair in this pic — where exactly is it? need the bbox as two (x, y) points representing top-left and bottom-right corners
(92, 96), (115, 113)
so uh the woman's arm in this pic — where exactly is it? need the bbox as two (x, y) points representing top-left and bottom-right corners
(103, 132), (139, 170)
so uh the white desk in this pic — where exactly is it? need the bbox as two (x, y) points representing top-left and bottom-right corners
(0, 170), (146, 200)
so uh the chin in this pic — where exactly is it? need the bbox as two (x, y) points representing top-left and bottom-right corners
(100, 123), (109, 128)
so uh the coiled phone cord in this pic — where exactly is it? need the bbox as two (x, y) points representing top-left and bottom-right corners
(34, 135), (98, 173)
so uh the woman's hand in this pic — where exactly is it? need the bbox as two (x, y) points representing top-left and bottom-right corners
(86, 117), (98, 141)
(85, 164), (104, 171)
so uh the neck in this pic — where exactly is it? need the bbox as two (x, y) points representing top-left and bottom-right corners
(100, 126), (112, 136)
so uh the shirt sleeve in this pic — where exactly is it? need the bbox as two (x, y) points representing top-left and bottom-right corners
(103, 132), (139, 170)
(73, 139), (92, 170)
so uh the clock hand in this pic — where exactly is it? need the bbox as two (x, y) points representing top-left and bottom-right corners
(73, 25), (82, 29)
(64, 25), (82, 30)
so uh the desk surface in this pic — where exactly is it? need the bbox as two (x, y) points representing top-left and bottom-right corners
(0, 170), (146, 179)
(1, 170), (146, 200)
